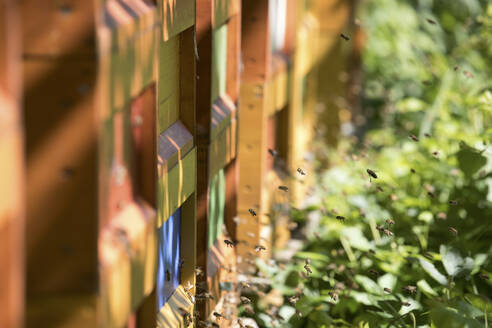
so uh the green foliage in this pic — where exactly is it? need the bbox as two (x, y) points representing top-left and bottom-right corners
(243, 1), (492, 327)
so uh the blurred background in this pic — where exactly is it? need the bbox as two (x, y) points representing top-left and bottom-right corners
(0, 0), (491, 327)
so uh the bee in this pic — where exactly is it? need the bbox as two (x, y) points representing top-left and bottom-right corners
(213, 312), (223, 320)
(248, 208), (257, 217)
(403, 285), (417, 294)
(240, 296), (252, 304)
(244, 304), (255, 315)
(336, 215), (346, 222)
(255, 245), (266, 252)
(288, 295), (299, 305)
(401, 301), (411, 307)
(386, 219), (395, 225)
(448, 200), (458, 205)
(278, 185), (289, 192)
(424, 133), (431, 138)
(179, 308), (193, 326)
(340, 33), (350, 41)
(410, 168), (416, 174)
(376, 225), (385, 233)
(304, 264), (312, 275)
(297, 168), (306, 175)
(268, 148), (278, 157)
(239, 281), (250, 289)
(432, 151), (439, 157)
(305, 258), (311, 265)
(422, 80), (432, 86)
(437, 212), (447, 220)
(384, 287), (392, 294)
(329, 291), (339, 302)
(194, 267), (205, 277)
(165, 270), (171, 281)
(196, 292), (214, 300)
(464, 70), (474, 78)
(224, 239), (237, 248)
(409, 134), (419, 142)
(448, 226), (458, 236)
(366, 169), (378, 179)
(184, 281), (194, 292)
(369, 249), (376, 255)
(423, 252), (434, 260)
(454, 66), (459, 71)
(479, 273), (489, 280)
(369, 269), (379, 277)
(427, 191), (435, 198)
(383, 229), (394, 237)
(287, 222), (298, 230)
(179, 258), (185, 269)
(314, 232), (322, 240)
(426, 18), (437, 24)
(296, 309), (303, 318)
(376, 185), (384, 192)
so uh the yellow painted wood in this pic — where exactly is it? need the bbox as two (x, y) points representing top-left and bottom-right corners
(157, 148), (196, 228)
(156, 285), (194, 328)
(209, 114), (236, 180)
(99, 202), (157, 328)
(158, 35), (180, 133)
(159, 0), (195, 41)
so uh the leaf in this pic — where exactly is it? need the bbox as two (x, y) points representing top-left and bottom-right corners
(456, 141), (487, 178)
(440, 245), (464, 276)
(430, 302), (483, 328)
(355, 275), (384, 294)
(378, 273), (397, 290)
(419, 258), (448, 285)
(417, 279), (438, 296)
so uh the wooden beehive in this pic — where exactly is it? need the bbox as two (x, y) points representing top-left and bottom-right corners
(0, 1), (24, 327)
(195, 0), (241, 322)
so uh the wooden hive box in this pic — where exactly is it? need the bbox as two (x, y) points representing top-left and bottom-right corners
(195, 0), (241, 323)
(237, 0), (298, 268)
(21, 0), (197, 327)
(0, 1), (24, 327)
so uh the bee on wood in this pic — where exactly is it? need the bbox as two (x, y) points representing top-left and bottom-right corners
(213, 312), (224, 320)
(165, 270), (171, 281)
(448, 227), (458, 236)
(304, 264), (312, 275)
(386, 219), (395, 225)
(224, 239), (237, 248)
(297, 168), (307, 175)
(401, 301), (411, 307)
(248, 208), (257, 217)
(340, 33), (350, 41)
(179, 308), (193, 327)
(384, 287), (392, 294)
(479, 273), (489, 280)
(268, 149), (278, 157)
(255, 245), (266, 252)
(426, 18), (437, 24)
(278, 185), (289, 192)
(383, 229), (394, 237)
(403, 285), (417, 294)
(409, 134), (419, 142)
(184, 281), (194, 292)
(194, 267), (205, 277)
(196, 292), (214, 300)
(448, 200), (458, 205)
(336, 215), (346, 222)
(240, 296), (252, 304)
(179, 258), (185, 269)
(366, 169), (378, 179)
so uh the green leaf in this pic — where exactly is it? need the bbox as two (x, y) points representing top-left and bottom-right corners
(355, 275), (384, 294)
(440, 245), (464, 276)
(419, 258), (448, 285)
(456, 141), (487, 178)
(417, 279), (438, 296)
(378, 273), (397, 290)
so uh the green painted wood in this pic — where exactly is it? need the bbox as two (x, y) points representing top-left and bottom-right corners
(211, 24), (228, 105)
(207, 169), (225, 248)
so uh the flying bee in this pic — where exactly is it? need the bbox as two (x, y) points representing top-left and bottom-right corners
(454, 66), (459, 71)
(448, 227), (458, 236)
(424, 133), (431, 138)
(422, 80), (432, 86)
(376, 186), (384, 192)
(329, 291), (339, 302)
(224, 239), (237, 248)
(194, 267), (205, 277)
(427, 191), (435, 198)
(336, 215), (346, 222)
(268, 148), (278, 157)
(410, 168), (416, 174)
(248, 208), (257, 217)
(239, 281), (250, 289)
(288, 295), (299, 305)
(383, 229), (394, 237)
(386, 219), (395, 225)
(403, 285), (417, 294)
(255, 245), (266, 252)
(340, 33), (350, 41)
(297, 168), (306, 175)
(213, 312), (224, 320)
(369, 269), (379, 277)
(165, 270), (171, 281)
(384, 287), (392, 294)
(432, 151), (439, 157)
(376, 225), (385, 233)
(479, 273), (489, 280)
(305, 258), (311, 265)
(366, 169), (378, 179)
(278, 185), (289, 192)
(448, 200), (458, 205)
(304, 264), (312, 275)
(426, 18), (437, 24)
(295, 310), (303, 318)
(401, 301), (411, 307)
(240, 296), (252, 304)
(464, 70), (474, 78)
(409, 134), (419, 142)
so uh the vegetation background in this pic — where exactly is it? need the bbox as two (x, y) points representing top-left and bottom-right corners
(241, 0), (492, 327)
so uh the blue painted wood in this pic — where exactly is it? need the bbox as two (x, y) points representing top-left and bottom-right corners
(157, 208), (181, 310)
